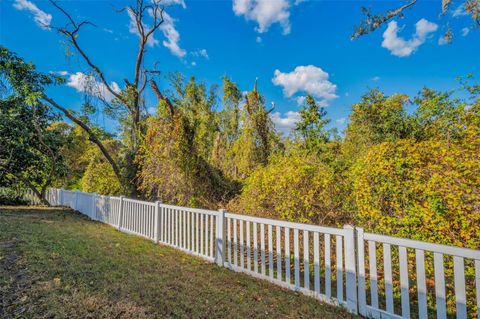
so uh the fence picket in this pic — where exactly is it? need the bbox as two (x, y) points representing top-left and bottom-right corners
(325, 234), (331, 298)
(253, 222), (258, 273)
(268, 224), (273, 278)
(416, 249), (428, 319)
(399, 246), (410, 318)
(336, 235), (343, 302)
(314, 232), (320, 295)
(383, 243), (393, 314)
(261, 224), (266, 275)
(240, 220), (244, 269)
(246, 221), (251, 271)
(227, 217), (231, 265)
(294, 228), (300, 289)
(304, 230), (310, 290)
(453, 256), (467, 318)
(200, 213), (204, 254)
(233, 219), (238, 266)
(434, 252), (447, 319)
(368, 241), (378, 309)
(276, 225), (282, 281)
(285, 227), (290, 285)
(210, 215), (214, 258)
(195, 213), (199, 253)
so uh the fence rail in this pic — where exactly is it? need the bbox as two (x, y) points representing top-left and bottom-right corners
(15, 188), (480, 318)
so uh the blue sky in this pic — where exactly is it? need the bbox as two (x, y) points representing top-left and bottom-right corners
(1, 0), (479, 135)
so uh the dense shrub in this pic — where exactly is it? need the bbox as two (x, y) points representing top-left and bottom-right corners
(0, 188), (29, 205)
(80, 140), (122, 195)
(352, 138), (480, 249)
(229, 150), (350, 226)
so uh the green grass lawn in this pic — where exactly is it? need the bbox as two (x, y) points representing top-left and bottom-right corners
(0, 207), (354, 318)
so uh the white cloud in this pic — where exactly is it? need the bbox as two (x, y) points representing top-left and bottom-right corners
(438, 36), (449, 45)
(191, 61), (196, 66)
(148, 106), (157, 115)
(462, 27), (470, 37)
(192, 49), (209, 59)
(13, 0), (52, 30)
(256, 36), (262, 43)
(66, 72), (121, 102)
(128, 10), (160, 47)
(57, 71), (69, 76)
(272, 65), (337, 105)
(381, 19), (438, 57)
(159, 11), (186, 57)
(452, 5), (467, 17)
(295, 96), (306, 105)
(163, 0), (186, 9)
(127, 4), (186, 58)
(199, 49), (209, 59)
(270, 111), (300, 134)
(233, 0), (291, 34)
(372, 76), (380, 81)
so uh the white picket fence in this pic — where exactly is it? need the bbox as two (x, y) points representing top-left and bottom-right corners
(22, 188), (480, 318)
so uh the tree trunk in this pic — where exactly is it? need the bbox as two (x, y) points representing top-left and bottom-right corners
(15, 175), (50, 206)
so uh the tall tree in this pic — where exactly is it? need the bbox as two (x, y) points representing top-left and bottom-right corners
(294, 95), (331, 153)
(0, 96), (67, 205)
(343, 89), (411, 162)
(228, 80), (279, 179)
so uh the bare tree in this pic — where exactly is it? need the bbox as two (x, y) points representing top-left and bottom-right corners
(39, 0), (175, 196)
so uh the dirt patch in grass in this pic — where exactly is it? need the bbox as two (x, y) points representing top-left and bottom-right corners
(0, 237), (34, 318)
(0, 206), (356, 318)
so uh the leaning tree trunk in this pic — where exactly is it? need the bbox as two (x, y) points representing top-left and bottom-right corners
(16, 175), (50, 206)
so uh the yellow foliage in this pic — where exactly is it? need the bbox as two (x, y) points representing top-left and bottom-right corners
(80, 140), (121, 195)
(229, 150), (350, 226)
(353, 138), (480, 249)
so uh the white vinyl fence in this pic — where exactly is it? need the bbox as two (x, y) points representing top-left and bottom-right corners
(24, 188), (480, 318)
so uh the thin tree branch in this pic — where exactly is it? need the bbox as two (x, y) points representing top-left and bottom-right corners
(49, 0), (126, 105)
(351, 0), (418, 39)
(41, 95), (122, 181)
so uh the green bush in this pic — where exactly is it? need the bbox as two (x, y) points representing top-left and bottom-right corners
(229, 150), (350, 226)
(352, 138), (480, 249)
(0, 189), (29, 206)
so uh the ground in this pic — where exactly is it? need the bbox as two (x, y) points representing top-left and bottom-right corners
(0, 207), (354, 318)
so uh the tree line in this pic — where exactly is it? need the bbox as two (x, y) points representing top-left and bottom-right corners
(1, 0), (479, 249)
(1, 45), (479, 249)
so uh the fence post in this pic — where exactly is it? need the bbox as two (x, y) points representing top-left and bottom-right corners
(118, 196), (125, 230)
(356, 227), (367, 316)
(60, 188), (64, 206)
(215, 209), (226, 267)
(74, 190), (79, 211)
(343, 225), (358, 314)
(154, 201), (161, 243)
(91, 193), (97, 220)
